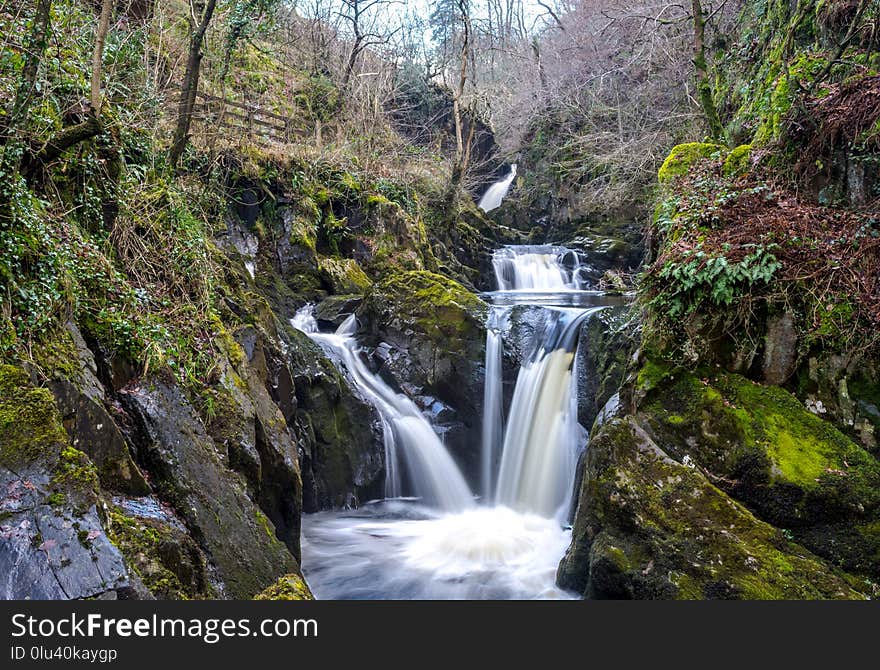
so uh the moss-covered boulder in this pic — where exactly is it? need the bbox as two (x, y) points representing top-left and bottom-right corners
(558, 414), (865, 599)
(318, 256), (372, 294)
(633, 366), (880, 579)
(0, 365), (131, 599)
(254, 573), (314, 600)
(358, 271), (488, 479)
(723, 144), (753, 177)
(657, 143), (727, 183)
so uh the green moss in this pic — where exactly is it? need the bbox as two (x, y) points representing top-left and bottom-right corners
(0, 365), (69, 469)
(289, 215), (318, 255)
(722, 144), (753, 176)
(255, 508), (275, 540)
(47, 492), (66, 506)
(318, 257), (372, 294)
(254, 573), (314, 600)
(584, 416), (864, 599)
(367, 270), (486, 341)
(106, 507), (208, 600)
(657, 143), (727, 183)
(366, 193), (393, 208)
(636, 358), (673, 393)
(752, 53), (828, 144)
(809, 300), (854, 347)
(28, 327), (82, 379)
(719, 374), (867, 489)
(51, 445), (100, 495)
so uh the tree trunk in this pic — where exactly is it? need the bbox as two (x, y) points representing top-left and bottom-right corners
(34, 115), (103, 165)
(90, 0), (114, 114)
(691, 0), (724, 140)
(169, 0), (218, 169)
(2, 0), (52, 142)
(449, 0), (473, 196)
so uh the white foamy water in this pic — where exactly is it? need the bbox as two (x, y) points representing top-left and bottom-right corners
(302, 501), (575, 600)
(492, 245), (587, 291)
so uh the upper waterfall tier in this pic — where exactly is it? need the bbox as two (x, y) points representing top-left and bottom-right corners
(478, 164), (517, 212)
(492, 245), (588, 292)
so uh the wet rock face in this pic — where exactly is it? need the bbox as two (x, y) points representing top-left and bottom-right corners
(118, 379), (299, 599)
(575, 306), (635, 432)
(558, 415), (864, 600)
(287, 329), (384, 511)
(199, 324), (306, 561)
(0, 365), (131, 600)
(106, 496), (210, 600)
(762, 312), (798, 384)
(1, 499), (130, 600)
(43, 323), (148, 495)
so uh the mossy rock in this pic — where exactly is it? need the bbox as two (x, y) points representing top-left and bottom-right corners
(0, 365), (71, 470)
(723, 144), (753, 176)
(318, 256), (372, 294)
(358, 270), (488, 477)
(559, 415), (865, 599)
(105, 505), (211, 600)
(630, 363), (880, 580)
(254, 573), (314, 600)
(657, 143), (727, 183)
(361, 270), (487, 344)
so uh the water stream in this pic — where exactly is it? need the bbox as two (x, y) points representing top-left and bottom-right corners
(478, 164), (517, 212)
(295, 240), (613, 599)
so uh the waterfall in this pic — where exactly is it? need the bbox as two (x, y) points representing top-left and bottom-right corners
(481, 246), (603, 519)
(494, 308), (596, 518)
(481, 306), (509, 500)
(478, 164), (517, 212)
(292, 308), (473, 512)
(298, 244), (619, 599)
(492, 245), (586, 291)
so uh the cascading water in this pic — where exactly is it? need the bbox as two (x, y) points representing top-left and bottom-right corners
(478, 164), (517, 212)
(292, 309), (472, 512)
(481, 306), (509, 500)
(494, 308), (598, 518)
(297, 244), (613, 599)
(492, 245), (587, 291)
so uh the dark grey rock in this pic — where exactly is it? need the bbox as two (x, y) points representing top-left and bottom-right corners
(118, 379), (299, 599)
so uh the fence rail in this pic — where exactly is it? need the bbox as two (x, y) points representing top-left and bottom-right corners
(190, 91), (304, 144)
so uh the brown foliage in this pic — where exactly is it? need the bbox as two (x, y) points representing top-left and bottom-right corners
(654, 163), (880, 331)
(789, 74), (880, 181)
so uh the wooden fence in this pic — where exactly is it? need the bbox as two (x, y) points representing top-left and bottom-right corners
(191, 91), (305, 145)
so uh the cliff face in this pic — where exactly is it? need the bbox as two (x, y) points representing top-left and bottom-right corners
(560, 0), (880, 599)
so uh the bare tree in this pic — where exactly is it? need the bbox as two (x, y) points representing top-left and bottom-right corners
(691, 0), (724, 139)
(169, 0), (219, 169)
(450, 0), (477, 195)
(337, 0), (401, 89)
(90, 0), (114, 114)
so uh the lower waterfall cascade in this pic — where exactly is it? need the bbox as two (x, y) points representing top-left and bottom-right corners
(294, 244), (618, 599)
